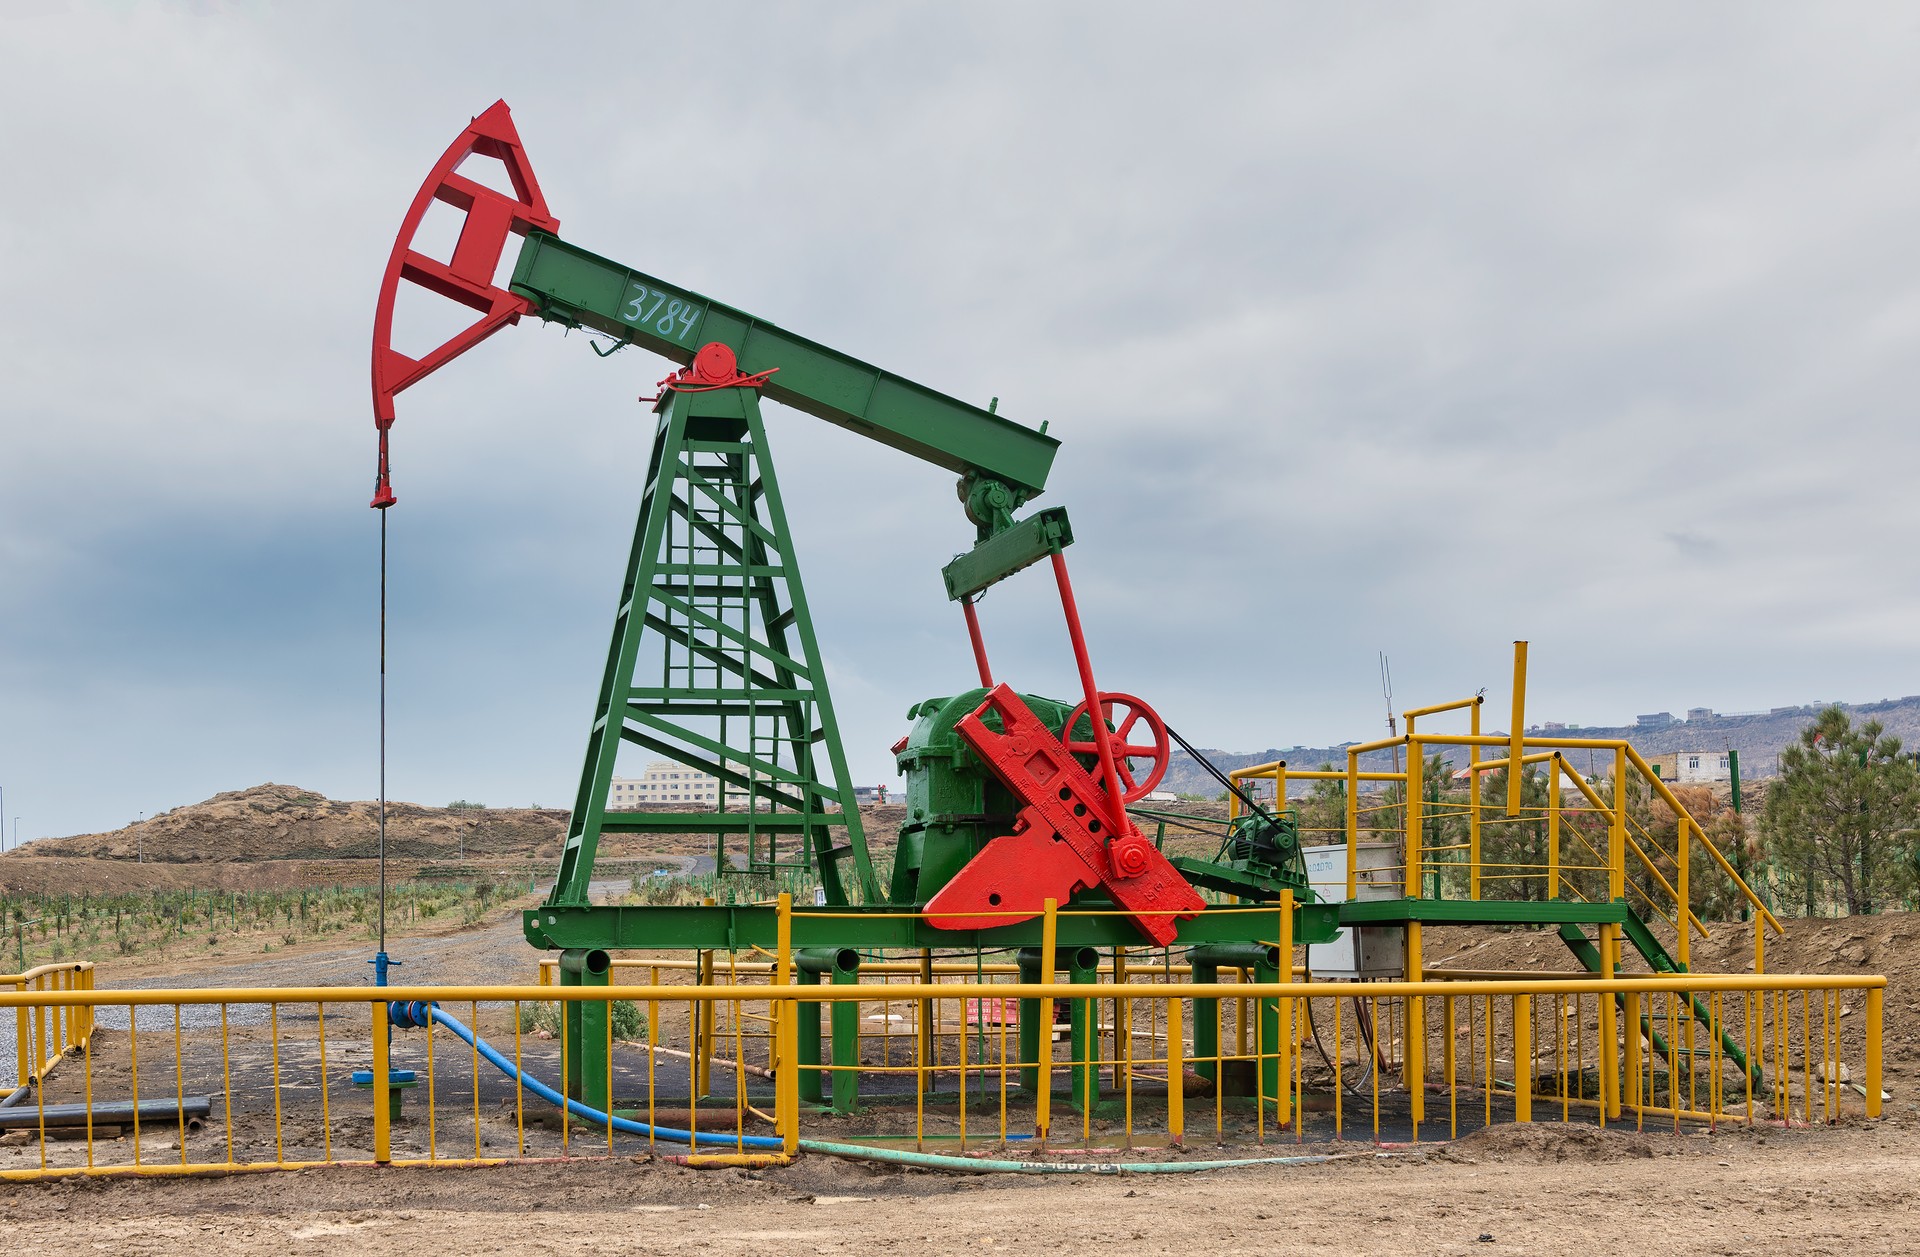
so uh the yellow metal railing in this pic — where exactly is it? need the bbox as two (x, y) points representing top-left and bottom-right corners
(6, 962), (95, 1091)
(1227, 641), (1782, 972)
(0, 890), (1889, 1182)
(0, 948), (1884, 1181)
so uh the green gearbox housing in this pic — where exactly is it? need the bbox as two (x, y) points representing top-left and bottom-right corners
(890, 687), (1082, 904)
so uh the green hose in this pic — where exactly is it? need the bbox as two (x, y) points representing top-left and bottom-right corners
(796, 1139), (1358, 1174)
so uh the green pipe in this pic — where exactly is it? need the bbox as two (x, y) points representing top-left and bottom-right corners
(796, 968), (823, 1104)
(1017, 948), (1042, 1093)
(1192, 960), (1219, 1083)
(1069, 947), (1100, 1113)
(829, 960), (861, 1113)
(796, 1138), (1351, 1174)
(1256, 954), (1281, 1112)
(798, 947), (859, 1107)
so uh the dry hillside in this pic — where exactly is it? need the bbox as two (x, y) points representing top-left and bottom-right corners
(6, 784), (909, 871)
(15, 784), (569, 864)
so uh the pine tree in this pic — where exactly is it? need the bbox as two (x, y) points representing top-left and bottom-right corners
(1762, 706), (1920, 915)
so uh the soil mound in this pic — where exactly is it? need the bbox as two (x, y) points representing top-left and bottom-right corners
(14, 784), (569, 864)
(1448, 1122), (1659, 1163)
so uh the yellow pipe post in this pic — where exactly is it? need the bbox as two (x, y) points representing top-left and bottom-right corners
(1595, 829), (1621, 1120)
(1610, 747), (1627, 904)
(371, 1001), (391, 1165)
(1624, 989), (1641, 1114)
(1405, 738), (1423, 897)
(1867, 986), (1883, 1119)
(13, 981), (27, 1087)
(1035, 897), (1058, 1142)
(36, 979), (48, 1082)
(1345, 749), (1360, 900)
(775, 893), (797, 1154)
(1166, 996), (1185, 1145)
(1676, 816), (1691, 970)
(1507, 642), (1528, 817)
(1513, 993), (1532, 1122)
(1276, 890), (1293, 1129)
(698, 897), (717, 1098)
(1600, 965), (1620, 1119)
(1546, 755), (1562, 898)
(1404, 922), (1424, 1126)
(1469, 698), (1482, 900)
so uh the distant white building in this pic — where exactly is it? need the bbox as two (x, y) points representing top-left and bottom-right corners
(1650, 751), (1732, 784)
(610, 762), (876, 809)
(609, 761), (719, 809)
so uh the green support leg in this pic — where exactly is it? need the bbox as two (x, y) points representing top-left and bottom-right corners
(1068, 947), (1100, 1114)
(1017, 948), (1042, 1094)
(797, 968), (823, 1105)
(560, 949), (612, 1110)
(1256, 955), (1282, 1118)
(1192, 961), (1219, 1084)
(830, 963), (861, 1113)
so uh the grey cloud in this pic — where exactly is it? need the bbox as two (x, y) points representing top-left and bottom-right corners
(2, 3), (1918, 838)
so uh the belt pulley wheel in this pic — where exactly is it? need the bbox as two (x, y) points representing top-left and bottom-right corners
(1062, 692), (1171, 804)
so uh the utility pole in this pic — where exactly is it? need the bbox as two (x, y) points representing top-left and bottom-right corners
(0, 785), (6, 853)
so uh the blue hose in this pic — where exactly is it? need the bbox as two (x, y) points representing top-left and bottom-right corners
(390, 1000), (782, 1151)
(393, 1001), (1367, 1175)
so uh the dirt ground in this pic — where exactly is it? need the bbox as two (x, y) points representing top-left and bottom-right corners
(0, 1120), (1916, 1254)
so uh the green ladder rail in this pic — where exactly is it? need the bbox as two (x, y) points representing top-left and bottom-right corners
(1557, 916), (1763, 1088)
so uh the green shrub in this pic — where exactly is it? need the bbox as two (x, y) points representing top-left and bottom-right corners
(610, 1000), (645, 1041)
(516, 1001), (562, 1035)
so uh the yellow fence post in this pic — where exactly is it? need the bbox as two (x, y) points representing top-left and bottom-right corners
(1610, 746), (1626, 905)
(1676, 816), (1691, 970)
(1546, 756), (1561, 898)
(1598, 921), (1620, 1119)
(1167, 995), (1185, 1145)
(1507, 641), (1527, 817)
(372, 1000), (392, 1165)
(776, 892), (798, 1154)
(1404, 922), (1424, 1128)
(1867, 985), (1883, 1119)
(1036, 897), (1058, 1142)
(1345, 750), (1360, 900)
(1275, 891), (1293, 1129)
(697, 897), (717, 1099)
(14, 980), (27, 1086)
(1468, 698), (1482, 899)
(1623, 989), (1642, 1114)
(1406, 738), (1423, 897)
(1513, 993), (1532, 1122)
(36, 977), (49, 1080)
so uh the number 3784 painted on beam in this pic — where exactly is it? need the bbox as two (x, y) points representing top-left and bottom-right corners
(621, 281), (703, 344)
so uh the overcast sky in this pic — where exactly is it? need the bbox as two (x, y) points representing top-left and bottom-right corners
(3, 3), (1918, 842)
